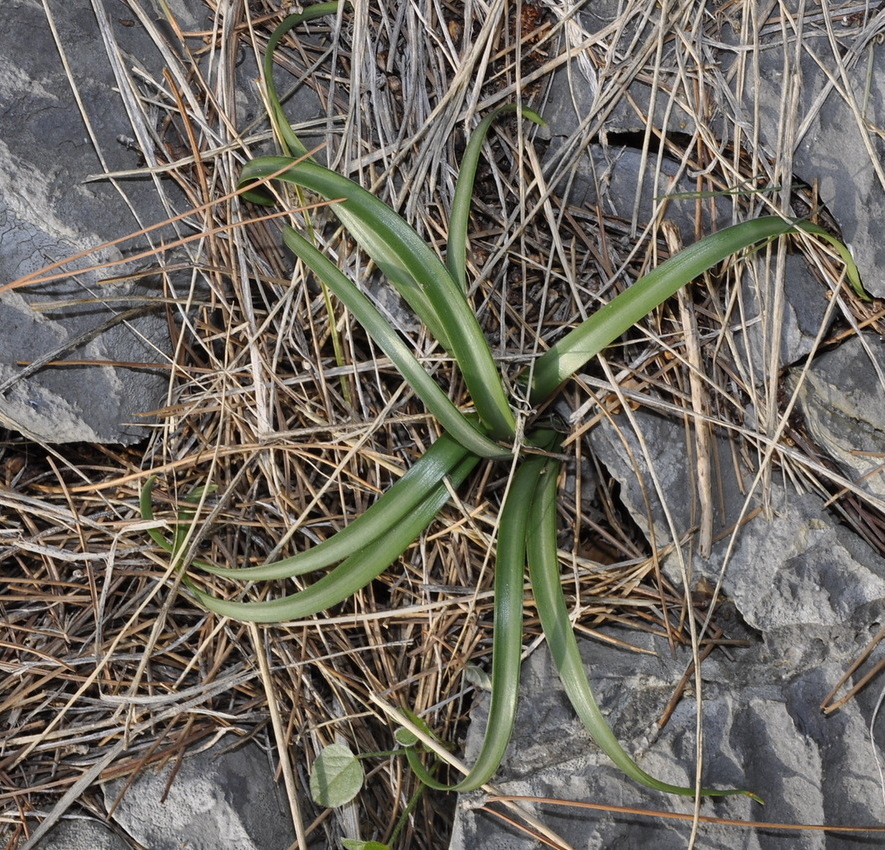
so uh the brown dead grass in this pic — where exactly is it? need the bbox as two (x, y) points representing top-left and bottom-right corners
(3, 1), (885, 849)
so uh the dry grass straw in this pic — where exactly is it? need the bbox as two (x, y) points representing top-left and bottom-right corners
(2, 1), (885, 848)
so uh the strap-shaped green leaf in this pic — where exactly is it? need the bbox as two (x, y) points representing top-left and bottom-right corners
(261, 2), (342, 158)
(282, 226), (510, 458)
(526, 452), (761, 802)
(529, 217), (865, 403)
(239, 156), (517, 441)
(252, 5), (457, 351)
(406, 430), (560, 791)
(197, 433), (473, 581)
(447, 104), (545, 292)
(187, 452), (480, 623)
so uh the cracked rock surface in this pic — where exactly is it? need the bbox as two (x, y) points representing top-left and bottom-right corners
(450, 484), (885, 849)
(0, 0), (326, 444)
(450, 0), (885, 845)
(0, 0), (198, 443)
(36, 739), (301, 850)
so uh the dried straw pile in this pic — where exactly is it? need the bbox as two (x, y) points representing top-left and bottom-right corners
(2, 2), (883, 848)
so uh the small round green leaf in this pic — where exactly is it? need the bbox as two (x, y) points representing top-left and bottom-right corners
(341, 841), (390, 850)
(309, 743), (365, 808)
(394, 727), (419, 747)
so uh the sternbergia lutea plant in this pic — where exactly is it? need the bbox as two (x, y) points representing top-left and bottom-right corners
(143, 2), (865, 803)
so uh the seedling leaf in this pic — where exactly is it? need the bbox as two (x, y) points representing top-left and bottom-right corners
(310, 743), (365, 808)
(394, 727), (419, 747)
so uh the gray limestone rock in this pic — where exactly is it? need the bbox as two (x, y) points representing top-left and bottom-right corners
(0, 0), (333, 444)
(681, 486), (885, 633)
(732, 250), (835, 377)
(39, 816), (133, 850)
(35, 817), (132, 850)
(788, 333), (885, 502)
(0, 0), (178, 442)
(101, 738), (297, 850)
(451, 388), (885, 846)
(583, 380), (885, 628)
(583, 405), (747, 545)
(451, 582), (885, 848)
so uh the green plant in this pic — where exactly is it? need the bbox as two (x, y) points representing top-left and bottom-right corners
(143, 0), (865, 824)
(307, 720), (441, 850)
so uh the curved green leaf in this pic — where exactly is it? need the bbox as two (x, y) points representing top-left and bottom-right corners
(198, 433), (472, 581)
(406, 431), (559, 791)
(139, 476), (217, 572)
(254, 4), (457, 351)
(239, 158), (450, 351)
(282, 226), (510, 458)
(188, 452), (480, 623)
(529, 217), (864, 403)
(261, 3), (343, 157)
(140, 475), (172, 551)
(526, 453), (761, 802)
(447, 104), (546, 292)
(801, 222), (867, 301)
(239, 156), (517, 441)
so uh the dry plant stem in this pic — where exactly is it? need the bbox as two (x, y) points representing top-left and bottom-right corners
(673, 258), (713, 558)
(368, 695), (580, 850)
(476, 807), (572, 850)
(594, 357), (709, 828)
(692, 278), (848, 648)
(484, 795), (885, 835)
(6, 550), (185, 774)
(249, 623), (309, 850)
(8, 2), (881, 847)
(821, 622), (885, 715)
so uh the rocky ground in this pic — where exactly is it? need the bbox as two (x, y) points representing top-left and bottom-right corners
(449, 4), (885, 846)
(4, 1), (885, 849)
